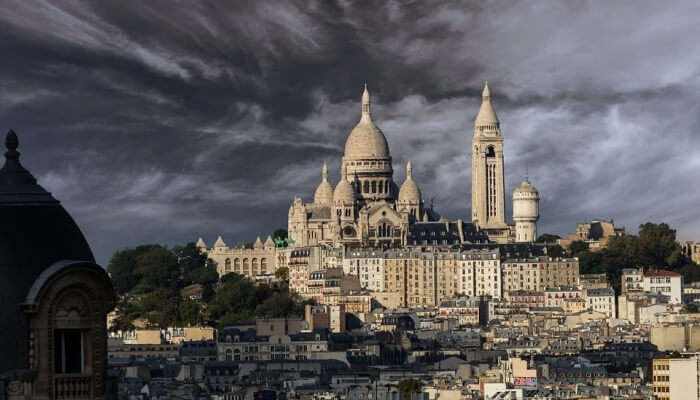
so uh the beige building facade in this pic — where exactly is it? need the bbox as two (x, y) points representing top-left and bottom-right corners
(199, 235), (278, 279)
(287, 83), (541, 249)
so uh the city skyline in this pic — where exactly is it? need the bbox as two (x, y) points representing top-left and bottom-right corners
(1, 1), (699, 264)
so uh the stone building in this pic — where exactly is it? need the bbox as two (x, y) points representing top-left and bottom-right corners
(287, 83), (541, 249)
(0, 131), (116, 400)
(683, 241), (700, 264)
(558, 219), (625, 250)
(501, 257), (580, 294)
(458, 248), (502, 298)
(198, 235), (278, 279)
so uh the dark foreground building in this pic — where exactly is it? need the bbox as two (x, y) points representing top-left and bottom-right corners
(0, 131), (115, 399)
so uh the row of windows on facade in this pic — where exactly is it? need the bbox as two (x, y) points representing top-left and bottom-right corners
(223, 257), (268, 273)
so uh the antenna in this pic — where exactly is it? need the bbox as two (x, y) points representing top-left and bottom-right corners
(525, 162), (529, 182)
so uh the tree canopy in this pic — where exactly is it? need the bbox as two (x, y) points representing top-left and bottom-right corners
(575, 222), (698, 294)
(537, 233), (561, 243)
(107, 242), (306, 330)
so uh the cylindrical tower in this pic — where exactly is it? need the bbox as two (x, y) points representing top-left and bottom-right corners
(512, 179), (539, 242)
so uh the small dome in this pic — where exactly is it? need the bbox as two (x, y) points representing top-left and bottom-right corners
(333, 169), (356, 203)
(313, 163), (333, 205)
(344, 86), (391, 159)
(399, 161), (422, 202)
(514, 179), (539, 195)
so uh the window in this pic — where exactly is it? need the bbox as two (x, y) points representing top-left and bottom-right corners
(54, 329), (84, 374)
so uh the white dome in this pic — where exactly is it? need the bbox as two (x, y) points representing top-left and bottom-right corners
(344, 85), (390, 159)
(313, 163), (333, 205)
(334, 168), (356, 203)
(333, 179), (355, 203)
(314, 181), (333, 204)
(398, 162), (421, 202)
(514, 179), (538, 195)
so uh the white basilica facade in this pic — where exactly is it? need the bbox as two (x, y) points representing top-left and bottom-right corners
(287, 83), (540, 248)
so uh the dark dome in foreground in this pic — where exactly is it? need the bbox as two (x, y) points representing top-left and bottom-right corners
(0, 130), (94, 372)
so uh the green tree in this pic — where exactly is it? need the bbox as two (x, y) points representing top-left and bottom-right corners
(174, 242), (211, 285)
(398, 379), (423, 399)
(178, 299), (201, 326)
(637, 222), (682, 267)
(546, 245), (566, 257)
(537, 233), (561, 243)
(256, 292), (305, 318)
(107, 247), (146, 295)
(129, 245), (180, 292)
(275, 266), (289, 281)
(568, 240), (590, 256)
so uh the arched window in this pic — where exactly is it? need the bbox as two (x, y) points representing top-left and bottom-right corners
(486, 146), (496, 157)
(378, 181), (384, 193)
(225, 349), (232, 361)
(337, 208), (341, 217)
(234, 258), (241, 273)
(243, 258), (249, 275)
(224, 258), (231, 273)
(371, 181), (377, 193)
(363, 181), (369, 193)
(233, 349), (241, 361)
(261, 258), (268, 274)
(252, 258), (259, 275)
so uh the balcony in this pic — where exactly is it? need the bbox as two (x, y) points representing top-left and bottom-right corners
(55, 375), (91, 399)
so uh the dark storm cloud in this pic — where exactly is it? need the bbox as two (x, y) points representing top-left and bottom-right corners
(1, 0), (699, 264)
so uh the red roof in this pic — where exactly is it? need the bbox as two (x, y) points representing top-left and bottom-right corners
(645, 269), (681, 277)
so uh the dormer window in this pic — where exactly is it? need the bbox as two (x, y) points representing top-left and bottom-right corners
(54, 329), (84, 374)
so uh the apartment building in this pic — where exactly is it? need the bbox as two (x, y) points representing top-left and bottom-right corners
(545, 286), (582, 308)
(502, 257), (579, 294)
(585, 287), (616, 318)
(459, 249), (502, 298)
(652, 356), (700, 400)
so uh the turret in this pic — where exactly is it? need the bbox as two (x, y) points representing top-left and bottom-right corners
(313, 162), (333, 205)
(512, 179), (540, 242)
(398, 161), (422, 220)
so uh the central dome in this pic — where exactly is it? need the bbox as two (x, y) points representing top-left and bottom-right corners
(343, 85), (390, 159)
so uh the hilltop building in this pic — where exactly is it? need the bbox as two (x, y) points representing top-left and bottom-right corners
(200, 83), (543, 280)
(287, 83), (539, 250)
(558, 219), (625, 251)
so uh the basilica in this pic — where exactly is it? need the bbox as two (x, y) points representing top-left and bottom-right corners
(287, 83), (541, 248)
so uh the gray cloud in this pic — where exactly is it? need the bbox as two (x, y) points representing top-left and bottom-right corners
(1, 0), (699, 264)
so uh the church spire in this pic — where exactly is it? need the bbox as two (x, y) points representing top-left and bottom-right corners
(322, 162), (328, 181)
(406, 160), (413, 179)
(482, 81), (490, 99)
(361, 83), (371, 117)
(475, 81), (499, 129)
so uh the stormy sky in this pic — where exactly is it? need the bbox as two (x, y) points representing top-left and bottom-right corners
(1, 1), (699, 265)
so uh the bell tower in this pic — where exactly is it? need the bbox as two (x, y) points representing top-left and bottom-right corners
(471, 82), (506, 229)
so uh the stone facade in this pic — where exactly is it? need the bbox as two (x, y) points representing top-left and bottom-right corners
(558, 219), (625, 251)
(288, 83), (540, 249)
(199, 235), (279, 279)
